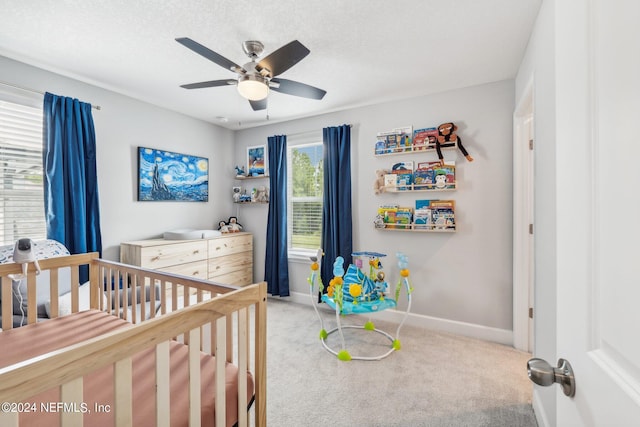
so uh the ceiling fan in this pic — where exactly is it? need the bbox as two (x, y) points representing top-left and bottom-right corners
(175, 37), (327, 111)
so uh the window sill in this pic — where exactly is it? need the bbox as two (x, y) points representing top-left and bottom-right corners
(288, 249), (316, 263)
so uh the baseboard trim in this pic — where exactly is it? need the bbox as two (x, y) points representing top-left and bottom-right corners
(532, 388), (550, 427)
(276, 291), (514, 346)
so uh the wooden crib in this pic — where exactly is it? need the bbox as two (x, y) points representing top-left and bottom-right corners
(0, 252), (266, 427)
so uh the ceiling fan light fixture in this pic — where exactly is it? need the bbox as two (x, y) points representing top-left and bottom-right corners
(237, 74), (269, 101)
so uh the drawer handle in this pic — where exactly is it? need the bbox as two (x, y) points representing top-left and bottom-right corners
(151, 256), (160, 261)
(193, 250), (199, 254)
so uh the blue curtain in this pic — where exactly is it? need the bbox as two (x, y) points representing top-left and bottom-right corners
(43, 92), (102, 271)
(264, 135), (289, 296)
(321, 125), (353, 290)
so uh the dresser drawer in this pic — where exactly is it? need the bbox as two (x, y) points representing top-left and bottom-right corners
(121, 233), (253, 294)
(210, 269), (254, 287)
(208, 251), (252, 279)
(158, 259), (208, 279)
(208, 234), (252, 258)
(139, 241), (207, 269)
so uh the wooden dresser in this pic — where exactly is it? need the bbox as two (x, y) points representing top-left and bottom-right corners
(120, 232), (253, 287)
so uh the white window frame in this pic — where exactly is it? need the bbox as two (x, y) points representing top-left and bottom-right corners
(0, 89), (46, 246)
(286, 133), (323, 261)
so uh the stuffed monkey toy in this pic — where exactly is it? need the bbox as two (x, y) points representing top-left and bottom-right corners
(436, 122), (473, 164)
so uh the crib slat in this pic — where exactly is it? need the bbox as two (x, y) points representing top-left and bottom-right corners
(27, 273), (36, 324)
(215, 317), (227, 427)
(102, 266), (112, 312)
(114, 357), (133, 426)
(49, 269), (59, 318)
(122, 272), (129, 322)
(89, 260), (99, 310)
(171, 282), (178, 312)
(226, 313), (233, 363)
(160, 280), (167, 315)
(60, 377), (83, 426)
(255, 284), (267, 427)
(113, 272), (121, 319)
(1, 277), (13, 330)
(130, 273), (138, 323)
(149, 278), (157, 319)
(156, 341), (170, 427)
(238, 307), (248, 427)
(70, 266), (79, 314)
(189, 328), (201, 427)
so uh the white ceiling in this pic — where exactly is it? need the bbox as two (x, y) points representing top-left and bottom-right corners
(0, 0), (541, 130)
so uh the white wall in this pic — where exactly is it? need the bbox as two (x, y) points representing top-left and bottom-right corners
(234, 80), (516, 338)
(0, 56), (235, 261)
(515, 0), (557, 425)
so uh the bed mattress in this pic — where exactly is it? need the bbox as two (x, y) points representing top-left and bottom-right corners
(0, 310), (253, 427)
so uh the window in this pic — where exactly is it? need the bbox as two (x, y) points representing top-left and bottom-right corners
(287, 138), (323, 257)
(0, 99), (45, 246)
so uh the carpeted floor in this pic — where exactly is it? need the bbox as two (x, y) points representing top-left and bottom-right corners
(251, 298), (537, 427)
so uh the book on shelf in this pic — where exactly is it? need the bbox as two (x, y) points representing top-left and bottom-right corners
(393, 126), (413, 147)
(413, 127), (438, 151)
(391, 161), (414, 190)
(414, 207), (432, 229)
(375, 127), (413, 154)
(413, 161), (456, 191)
(375, 140), (387, 155)
(430, 200), (456, 230)
(377, 205), (413, 229)
(384, 174), (397, 188)
(414, 199), (456, 230)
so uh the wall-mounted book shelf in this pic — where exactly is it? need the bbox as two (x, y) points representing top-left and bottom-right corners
(235, 175), (269, 180)
(374, 143), (458, 157)
(375, 224), (456, 233)
(383, 182), (457, 193)
(233, 174), (269, 204)
(375, 199), (456, 233)
(233, 201), (268, 204)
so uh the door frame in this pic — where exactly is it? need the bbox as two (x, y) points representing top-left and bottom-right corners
(513, 77), (534, 352)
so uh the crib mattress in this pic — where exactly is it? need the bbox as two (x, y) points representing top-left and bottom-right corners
(0, 309), (253, 427)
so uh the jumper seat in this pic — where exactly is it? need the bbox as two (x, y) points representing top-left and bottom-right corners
(309, 250), (413, 361)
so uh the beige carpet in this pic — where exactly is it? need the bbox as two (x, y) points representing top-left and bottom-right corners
(254, 298), (537, 427)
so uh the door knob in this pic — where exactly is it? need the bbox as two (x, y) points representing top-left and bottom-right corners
(527, 357), (576, 397)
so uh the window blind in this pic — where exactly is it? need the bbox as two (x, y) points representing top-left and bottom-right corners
(287, 138), (323, 252)
(0, 100), (45, 246)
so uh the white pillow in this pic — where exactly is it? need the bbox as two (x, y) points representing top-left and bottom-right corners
(45, 282), (106, 318)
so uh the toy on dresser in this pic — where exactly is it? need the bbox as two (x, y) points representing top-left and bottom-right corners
(217, 216), (243, 233)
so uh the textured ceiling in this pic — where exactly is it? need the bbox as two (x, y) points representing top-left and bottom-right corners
(0, 0), (541, 130)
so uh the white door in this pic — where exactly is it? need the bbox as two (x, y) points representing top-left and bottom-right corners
(513, 87), (535, 353)
(555, 0), (640, 424)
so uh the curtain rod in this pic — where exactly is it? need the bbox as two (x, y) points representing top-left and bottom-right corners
(0, 80), (101, 110)
(286, 124), (352, 138)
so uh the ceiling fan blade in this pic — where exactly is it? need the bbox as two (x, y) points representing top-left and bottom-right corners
(271, 78), (326, 100)
(176, 37), (242, 72)
(180, 79), (236, 89)
(249, 98), (268, 111)
(257, 40), (310, 77)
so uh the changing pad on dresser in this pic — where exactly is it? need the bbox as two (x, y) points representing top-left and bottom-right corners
(163, 229), (221, 240)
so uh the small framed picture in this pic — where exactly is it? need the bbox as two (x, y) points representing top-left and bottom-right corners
(247, 145), (268, 177)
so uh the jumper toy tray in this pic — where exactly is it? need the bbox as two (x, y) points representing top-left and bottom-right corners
(308, 249), (413, 361)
